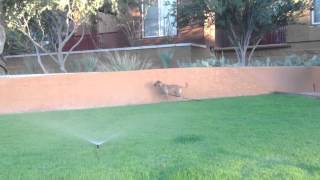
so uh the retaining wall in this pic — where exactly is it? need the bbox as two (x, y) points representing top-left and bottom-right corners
(0, 67), (319, 114)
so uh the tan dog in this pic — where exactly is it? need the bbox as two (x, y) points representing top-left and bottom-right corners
(154, 80), (188, 98)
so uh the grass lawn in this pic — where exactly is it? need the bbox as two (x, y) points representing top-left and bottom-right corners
(0, 94), (320, 179)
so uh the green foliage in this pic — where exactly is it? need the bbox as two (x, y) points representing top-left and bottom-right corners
(176, 0), (211, 27)
(3, 0), (104, 72)
(180, 0), (306, 66)
(3, 0), (103, 46)
(180, 0), (305, 31)
(21, 58), (44, 74)
(178, 53), (320, 68)
(67, 56), (99, 72)
(207, 0), (305, 30)
(210, 0), (305, 65)
(177, 59), (217, 68)
(250, 54), (320, 67)
(99, 0), (141, 15)
(3, 30), (34, 55)
(102, 52), (153, 71)
(159, 49), (174, 68)
(305, 55), (320, 66)
(177, 52), (234, 68)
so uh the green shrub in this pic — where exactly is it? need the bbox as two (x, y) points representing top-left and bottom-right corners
(305, 55), (320, 67)
(251, 54), (320, 67)
(22, 58), (44, 74)
(102, 52), (153, 72)
(177, 52), (235, 68)
(0, 69), (5, 75)
(68, 56), (99, 72)
(159, 49), (174, 68)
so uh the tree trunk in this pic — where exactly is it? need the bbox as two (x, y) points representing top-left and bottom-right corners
(57, 48), (67, 73)
(0, 24), (7, 74)
(248, 37), (263, 65)
(0, 55), (8, 74)
(34, 45), (48, 74)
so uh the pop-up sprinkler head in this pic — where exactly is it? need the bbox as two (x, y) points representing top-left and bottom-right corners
(96, 144), (100, 149)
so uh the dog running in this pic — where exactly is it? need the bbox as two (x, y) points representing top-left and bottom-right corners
(153, 80), (188, 98)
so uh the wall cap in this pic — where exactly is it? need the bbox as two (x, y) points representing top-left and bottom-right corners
(5, 43), (207, 60)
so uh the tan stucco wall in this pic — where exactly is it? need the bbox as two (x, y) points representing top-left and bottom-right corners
(271, 11), (320, 56)
(287, 10), (320, 43)
(287, 24), (320, 43)
(191, 47), (212, 60)
(0, 67), (318, 114)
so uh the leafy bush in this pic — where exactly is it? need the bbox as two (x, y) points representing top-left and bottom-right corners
(101, 52), (153, 72)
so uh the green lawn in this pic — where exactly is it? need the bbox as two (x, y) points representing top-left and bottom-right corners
(0, 94), (320, 179)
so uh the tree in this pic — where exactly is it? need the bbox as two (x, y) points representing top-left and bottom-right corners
(0, 23), (7, 74)
(180, 0), (306, 66)
(176, 0), (212, 28)
(4, 0), (104, 73)
(212, 0), (305, 65)
(0, 1), (8, 74)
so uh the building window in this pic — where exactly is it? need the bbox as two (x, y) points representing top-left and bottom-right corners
(312, 0), (320, 24)
(142, 0), (177, 38)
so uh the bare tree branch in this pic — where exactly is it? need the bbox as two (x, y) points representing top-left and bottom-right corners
(63, 26), (86, 64)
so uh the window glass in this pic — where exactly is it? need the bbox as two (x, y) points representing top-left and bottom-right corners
(144, 0), (159, 37)
(314, 0), (320, 24)
(159, 0), (177, 36)
(143, 0), (177, 37)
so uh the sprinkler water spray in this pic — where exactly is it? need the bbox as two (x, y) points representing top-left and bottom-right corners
(91, 141), (105, 149)
(89, 134), (120, 150)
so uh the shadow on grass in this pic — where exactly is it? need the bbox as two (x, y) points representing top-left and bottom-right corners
(173, 134), (204, 144)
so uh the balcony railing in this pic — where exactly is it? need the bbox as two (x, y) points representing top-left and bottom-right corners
(215, 26), (287, 48)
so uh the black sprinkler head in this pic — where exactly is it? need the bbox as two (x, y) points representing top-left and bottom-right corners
(96, 144), (100, 149)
